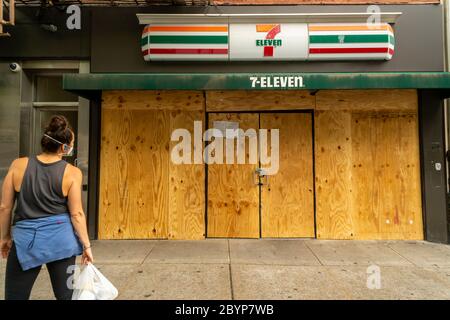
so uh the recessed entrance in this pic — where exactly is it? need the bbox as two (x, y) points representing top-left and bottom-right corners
(206, 112), (315, 238)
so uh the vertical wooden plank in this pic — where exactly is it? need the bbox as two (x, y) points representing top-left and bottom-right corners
(260, 113), (314, 238)
(377, 113), (402, 237)
(99, 101), (169, 239)
(351, 113), (380, 238)
(168, 109), (206, 240)
(398, 113), (423, 239)
(315, 110), (354, 239)
(350, 112), (423, 240)
(207, 113), (260, 238)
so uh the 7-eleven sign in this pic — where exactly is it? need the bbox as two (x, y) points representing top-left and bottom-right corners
(229, 23), (308, 61)
(256, 24), (282, 57)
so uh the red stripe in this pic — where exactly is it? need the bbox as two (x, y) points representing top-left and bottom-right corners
(147, 48), (228, 55)
(309, 47), (391, 54)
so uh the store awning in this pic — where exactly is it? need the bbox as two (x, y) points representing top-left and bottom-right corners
(63, 72), (450, 99)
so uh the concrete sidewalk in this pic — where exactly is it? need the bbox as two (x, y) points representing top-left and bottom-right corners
(1, 239), (450, 300)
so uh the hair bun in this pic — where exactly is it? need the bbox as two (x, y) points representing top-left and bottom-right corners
(45, 115), (68, 134)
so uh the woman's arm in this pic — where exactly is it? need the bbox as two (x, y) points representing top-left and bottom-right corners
(67, 166), (93, 264)
(0, 161), (16, 258)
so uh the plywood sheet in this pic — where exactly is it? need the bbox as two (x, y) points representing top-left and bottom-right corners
(314, 110), (355, 239)
(102, 90), (204, 111)
(316, 90), (417, 112)
(206, 90), (314, 112)
(168, 110), (206, 240)
(260, 113), (315, 238)
(351, 112), (423, 239)
(315, 108), (422, 239)
(207, 113), (260, 238)
(99, 90), (206, 240)
(99, 108), (169, 239)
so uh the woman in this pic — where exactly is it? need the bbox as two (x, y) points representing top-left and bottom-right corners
(0, 115), (93, 300)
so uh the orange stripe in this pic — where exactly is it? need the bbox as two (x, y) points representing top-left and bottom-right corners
(256, 24), (278, 32)
(309, 24), (393, 32)
(144, 25), (228, 33)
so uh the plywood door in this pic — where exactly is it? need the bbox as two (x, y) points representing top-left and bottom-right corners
(260, 113), (315, 238)
(207, 113), (260, 238)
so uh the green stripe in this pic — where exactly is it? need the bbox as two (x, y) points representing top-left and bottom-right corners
(149, 35), (228, 44)
(141, 37), (149, 47)
(309, 34), (394, 44)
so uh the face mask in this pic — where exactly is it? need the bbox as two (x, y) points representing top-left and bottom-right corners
(44, 134), (75, 157)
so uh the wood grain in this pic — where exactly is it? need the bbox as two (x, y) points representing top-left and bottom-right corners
(99, 107), (169, 239)
(169, 110), (206, 240)
(206, 90), (315, 112)
(102, 90), (204, 111)
(260, 113), (315, 238)
(315, 88), (423, 240)
(99, 90), (206, 240)
(351, 112), (423, 239)
(207, 113), (260, 238)
(316, 90), (418, 112)
(315, 110), (354, 239)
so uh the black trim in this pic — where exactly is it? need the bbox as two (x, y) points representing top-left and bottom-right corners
(418, 90), (449, 244)
(87, 98), (101, 240)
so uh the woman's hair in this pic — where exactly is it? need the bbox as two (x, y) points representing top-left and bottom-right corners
(41, 115), (74, 153)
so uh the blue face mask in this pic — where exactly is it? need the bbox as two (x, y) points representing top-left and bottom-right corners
(43, 134), (74, 157)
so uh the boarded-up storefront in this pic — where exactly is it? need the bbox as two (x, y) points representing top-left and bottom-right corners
(61, 6), (450, 243)
(96, 89), (422, 240)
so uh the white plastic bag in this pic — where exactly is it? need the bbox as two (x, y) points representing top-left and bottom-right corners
(72, 263), (118, 300)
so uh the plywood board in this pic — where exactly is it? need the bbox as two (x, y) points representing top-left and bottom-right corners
(351, 112), (423, 239)
(206, 90), (314, 112)
(315, 108), (422, 240)
(314, 110), (355, 239)
(169, 110), (206, 240)
(102, 90), (204, 111)
(99, 108), (169, 239)
(207, 113), (260, 238)
(99, 90), (206, 240)
(260, 113), (315, 238)
(316, 90), (418, 112)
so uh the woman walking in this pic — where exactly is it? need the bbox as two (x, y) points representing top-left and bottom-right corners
(0, 115), (93, 300)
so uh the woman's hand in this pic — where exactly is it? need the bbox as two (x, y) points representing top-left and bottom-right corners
(1, 237), (12, 259)
(81, 247), (94, 265)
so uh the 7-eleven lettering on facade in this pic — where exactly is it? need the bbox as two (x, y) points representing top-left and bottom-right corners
(229, 23), (309, 61)
(256, 24), (282, 57)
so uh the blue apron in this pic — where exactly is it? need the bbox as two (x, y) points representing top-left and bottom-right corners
(12, 213), (83, 271)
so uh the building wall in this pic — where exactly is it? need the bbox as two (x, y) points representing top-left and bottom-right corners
(90, 5), (444, 73)
(99, 89), (422, 240)
(0, 63), (21, 194)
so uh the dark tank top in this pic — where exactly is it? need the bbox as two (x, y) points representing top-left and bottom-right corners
(13, 156), (69, 224)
